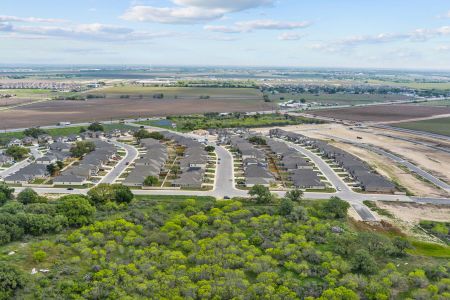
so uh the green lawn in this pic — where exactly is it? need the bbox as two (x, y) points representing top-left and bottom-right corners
(391, 117), (450, 137)
(407, 240), (450, 258)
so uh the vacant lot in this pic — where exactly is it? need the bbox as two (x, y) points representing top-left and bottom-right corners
(313, 104), (450, 122)
(415, 99), (450, 107)
(0, 96), (273, 129)
(391, 117), (450, 137)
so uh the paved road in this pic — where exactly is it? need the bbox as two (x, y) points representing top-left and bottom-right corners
(0, 146), (42, 179)
(373, 124), (450, 142)
(98, 140), (139, 184)
(211, 146), (246, 198)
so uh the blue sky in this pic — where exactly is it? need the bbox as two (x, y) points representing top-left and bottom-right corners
(1, 0), (450, 69)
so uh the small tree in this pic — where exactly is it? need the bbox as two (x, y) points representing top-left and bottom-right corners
(285, 188), (304, 202)
(33, 250), (47, 262)
(0, 264), (25, 298)
(112, 184), (134, 204)
(46, 164), (59, 176)
(323, 196), (350, 219)
(351, 249), (378, 274)
(87, 122), (104, 132)
(278, 198), (294, 216)
(17, 188), (40, 205)
(0, 183), (14, 200)
(205, 145), (215, 152)
(70, 141), (95, 158)
(249, 185), (274, 204)
(57, 195), (96, 226)
(24, 127), (48, 138)
(6, 146), (29, 161)
(144, 176), (159, 187)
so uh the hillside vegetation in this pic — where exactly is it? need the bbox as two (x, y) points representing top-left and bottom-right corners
(0, 185), (449, 299)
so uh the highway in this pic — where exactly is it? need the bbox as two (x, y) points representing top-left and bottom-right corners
(373, 124), (450, 142)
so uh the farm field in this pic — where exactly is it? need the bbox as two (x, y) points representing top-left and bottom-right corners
(312, 104), (450, 122)
(391, 117), (450, 137)
(414, 99), (450, 107)
(91, 86), (263, 100)
(268, 92), (412, 105)
(0, 95), (273, 130)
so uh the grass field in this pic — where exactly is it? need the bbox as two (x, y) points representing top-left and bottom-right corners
(391, 117), (450, 137)
(268, 92), (412, 105)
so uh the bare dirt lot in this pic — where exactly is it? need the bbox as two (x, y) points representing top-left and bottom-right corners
(0, 98), (39, 108)
(312, 104), (450, 122)
(377, 202), (450, 223)
(0, 97), (273, 129)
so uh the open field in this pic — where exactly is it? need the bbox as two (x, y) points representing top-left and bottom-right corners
(91, 86), (263, 99)
(391, 117), (450, 137)
(415, 99), (450, 107)
(268, 92), (412, 105)
(312, 104), (450, 122)
(0, 96), (273, 130)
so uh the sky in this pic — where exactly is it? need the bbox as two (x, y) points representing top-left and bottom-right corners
(1, 0), (450, 69)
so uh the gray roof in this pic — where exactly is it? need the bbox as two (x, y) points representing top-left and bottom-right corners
(289, 169), (325, 188)
(53, 174), (86, 183)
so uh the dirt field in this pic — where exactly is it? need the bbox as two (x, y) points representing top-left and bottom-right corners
(377, 202), (450, 223)
(0, 97), (273, 129)
(312, 104), (450, 122)
(0, 98), (38, 107)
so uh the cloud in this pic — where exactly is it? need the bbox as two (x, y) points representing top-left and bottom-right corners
(0, 15), (66, 23)
(437, 45), (450, 51)
(0, 22), (173, 42)
(437, 11), (450, 19)
(122, 0), (274, 24)
(312, 26), (450, 53)
(205, 19), (311, 33)
(278, 32), (304, 41)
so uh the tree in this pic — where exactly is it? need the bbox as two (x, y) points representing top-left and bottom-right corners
(24, 127), (48, 138)
(0, 264), (25, 299)
(87, 122), (104, 132)
(57, 195), (96, 226)
(249, 185), (274, 204)
(0, 192), (7, 206)
(323, 197), (350, 219)
(147, 131), (164, 140)
(143, 176), (159, 187)
(33, 250), (47, 262)
(17, 188), (40, 205)
(170, 165), (181, 177)
(285, 188), (304, 202)
(112, 184), (134, 204)
(87, 183), (115, 205)
(205, 146), (215, 152)
(70, 141), (95, 158)
(5, 146), (30, 161)
(351, 249), (378, 274)
(87, 184), (133, 205)
(46, 163), (60, 176)
(0, 184), (14, 201)
(278, 198), (293, 216)
(56, 160), (65, 170)
(248, 136), (267, 145)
